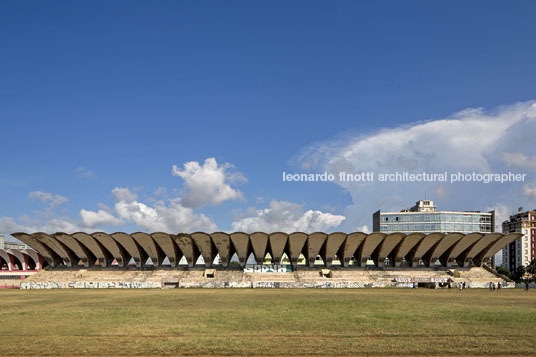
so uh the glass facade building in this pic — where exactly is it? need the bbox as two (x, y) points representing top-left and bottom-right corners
(373, 201), (494, 234)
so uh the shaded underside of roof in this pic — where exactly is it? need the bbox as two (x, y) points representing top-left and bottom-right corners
(11, 232), (522, 269)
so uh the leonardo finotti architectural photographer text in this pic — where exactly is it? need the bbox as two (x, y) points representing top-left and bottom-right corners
(282, 171), (527, 184)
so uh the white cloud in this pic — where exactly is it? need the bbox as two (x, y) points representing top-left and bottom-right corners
(79, 209), (123, 228)
(28, 191), (68, 208)
(115, 198), (217, 232)
(295, 100), (536, 232)
(232, 199), (345, 233)
(522, 183), (536, 199)
(0, 216), (80, 235)
(298, 102), (536, 177)
(112, 187), (137, 201)
(172, 157), (245, 208)
(0, 217), (36, 233)
(76, 166), (96, 179)
(502, 152), (536, 173)
(357, 225), (370, 233)
(40, 217), (80, 233)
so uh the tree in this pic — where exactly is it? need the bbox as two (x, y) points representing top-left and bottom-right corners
(496, 266), (511, 279)
(512, 265), (526, 283)
(526, 259), (536, 282)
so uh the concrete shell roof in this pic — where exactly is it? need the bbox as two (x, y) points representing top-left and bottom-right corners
(11, 232), (522, 269)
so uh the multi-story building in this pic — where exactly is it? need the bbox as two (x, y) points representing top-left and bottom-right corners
(0, 232), (28, 250)
(502, 210), (536, 272)
(373, 200), (494, 234)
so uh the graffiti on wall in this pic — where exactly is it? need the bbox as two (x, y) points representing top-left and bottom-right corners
(243, 264), (292, 273)
(20, 281), (163, 289)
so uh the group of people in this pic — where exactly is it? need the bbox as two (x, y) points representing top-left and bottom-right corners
(489, 281), (502, 291)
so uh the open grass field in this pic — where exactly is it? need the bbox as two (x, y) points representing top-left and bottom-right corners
(0, 288), (535, 356)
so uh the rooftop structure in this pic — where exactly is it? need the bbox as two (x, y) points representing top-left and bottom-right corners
(1, 232), (28, 250)
(373, 200), (494, 234)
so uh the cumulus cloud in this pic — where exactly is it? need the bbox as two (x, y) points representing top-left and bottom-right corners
(29, 191), (68, 208)
(232, 199), (345, 233)
(298, 102), (536, 177)
(172, 157), (245, 208)
(112, 187), (137, 201)
(115, 198), (217, 232)
(295, 100), (536, 232)
(79, 209), (123, 228)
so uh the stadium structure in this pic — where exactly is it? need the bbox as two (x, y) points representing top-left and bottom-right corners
(12, 231), (521, 289)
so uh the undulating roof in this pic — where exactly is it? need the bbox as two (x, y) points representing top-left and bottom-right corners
(12, 232), (521, 269)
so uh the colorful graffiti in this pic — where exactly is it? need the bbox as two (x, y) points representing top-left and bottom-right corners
(243, 264), (292, 273)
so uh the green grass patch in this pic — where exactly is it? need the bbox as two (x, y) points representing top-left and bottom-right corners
(0, 289), (535, 356)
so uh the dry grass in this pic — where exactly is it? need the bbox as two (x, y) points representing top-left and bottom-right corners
(0, 288), (535, 356)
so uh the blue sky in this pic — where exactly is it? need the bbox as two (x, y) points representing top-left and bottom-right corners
(1, 1), (535, 237)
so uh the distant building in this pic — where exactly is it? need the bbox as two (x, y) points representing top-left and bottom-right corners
(0, 232), (28, 250)
(373, 200), (494, 234)
(502, 210), (536, 272)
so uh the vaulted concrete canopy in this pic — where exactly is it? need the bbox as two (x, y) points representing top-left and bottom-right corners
(33, 232), (78, 267)
(474, 232), (523, 266)
(338, 232), (366, 267)
(53, 233), (96, 267)
(392, 233), (425, 267)
(303, 232), (327, 267)
(91, 232), (130, 267)
(444, 233), (484, 267)
(190, 232), (217, 267)
(72, 232), (112, 267)
(459, 232), (502, 267)
(409, 232), (444, 267)
(111, 232), (147, 268)
(357, 232), (386, 266)
(12, 231), (520, 269)
(230, 232), (251, 267)
(13, 233), (61, 267)
(173, 234), (199, 268)
(374, 233), (405, 267)
(250, 232), (269, 264)
(268, 232), (288, 265)
(288, 232), (308, 267)
(7, 249), (27, 270)
(0, 249), (15, 270)
(151, 232), (182, 267)
(321, 232), (347, 267)
(211, 232), (232, 267)
(425, 233), (465, 267)
(131, 232), (165, 267)
(22, 249), (42, 269)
